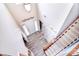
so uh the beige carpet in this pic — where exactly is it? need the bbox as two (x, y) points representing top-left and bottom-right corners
(26, 31), (47, 56)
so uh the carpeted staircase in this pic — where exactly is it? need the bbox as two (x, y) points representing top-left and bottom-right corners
(25, 31), (47, 56)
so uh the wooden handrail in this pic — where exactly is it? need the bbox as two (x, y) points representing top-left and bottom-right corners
(43, 41), (53, 51)
(43, 38), (57, 51)
(53, 16), (79, 46)
(67, 44), (79, 56)
(56, 16), (79, 40)
(43, 16), (79, 52)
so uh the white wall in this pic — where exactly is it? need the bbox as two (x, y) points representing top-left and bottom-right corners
(5, 3), (38, 24)
(5, 3), (40, 36)
(0, 4), (28, 55)
(58, 3), (79, 35)
(38, 3), (73, 42)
